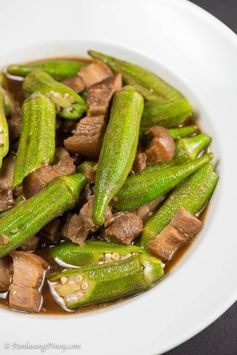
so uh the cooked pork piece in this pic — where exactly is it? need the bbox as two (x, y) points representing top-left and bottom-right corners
(148, 208), (203, 261)
(104, 212), (143, 245)
(61, 213), (89, 246)
(9, 284), (42, 313)
(145, 126), (175, 164)
(64, 74), (122, 158)
(23, 156), (76, 198)
(62, 75), (85, 93)
(20, 236), (39, 252)
(78, 61), (112, 88)
(39, 219), (61, 243)
(0, 189), (14, 212)
(54, 147), (70, 162)
(135, 197), (163, 222)
(87, 74), (122, 115)
(170, 207), (203, 238)
(11, 251), (48, 289)
(64, 115), (106, 158)
(0, 257), (12, 292)
(9, 252), (48, 312)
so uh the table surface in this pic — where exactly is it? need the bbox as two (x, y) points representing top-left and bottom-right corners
(165, 0), (237, 354)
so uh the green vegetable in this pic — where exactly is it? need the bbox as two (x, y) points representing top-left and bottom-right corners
(48, 253), (164, 309)
(7, 59), (87, 81)
(13, 93), (56, 187)
(141, 99), (192, 132)
(0, 72), (14, 116)
(141, 163), (218, 248)
(23, 70), (87, 119)
(168, 125), (198, 139)
(0, 95), (9, 169)
(76, 161), (96, 174)
(93, 86), (144, 225)
(114, 152), (213, 211)
(48, 240), (143, 266)
(0, 174), (86, 257)
(144, 133), (211, 173)
(88, 50), (183, 102)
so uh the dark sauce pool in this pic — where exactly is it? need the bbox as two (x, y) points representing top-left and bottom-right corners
(0, 57), (208, 315)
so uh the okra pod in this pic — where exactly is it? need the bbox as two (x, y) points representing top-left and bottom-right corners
(88, 50), (183, 102)
(168, 125), (198, 139)
(0, 72), (14, 116)
(7, 59), (87, 81)
(13, 93), (56, 187)
(93, 86), (144, 225)
(0, 95), (9, 168)
(144, 133), (211, 173)
(0, 174), (86, 257)
(141, 163), (218, 247)
(76, 161), (96, 174)
(48, 240), (143, 267)
(23, 70), (87, 119)
(141, 99), (192, 132)
(114, 152), (213, 211)
(48, 253), (164, 309)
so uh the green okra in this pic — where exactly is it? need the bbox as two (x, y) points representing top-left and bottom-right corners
(88, 50), (183, 102)
(48, 253), (164, 310)
(141, 99), (192, 132)
(114, 152), (213, 211)
(76, 161), (96, 174)
(48, 240), (143, 267)
(7, 59), (87, 81)
(93, 85), (144, 225)
(0, 95), (9, 169)
(144, 133), (211, 173)
(0, 174), (86, 257)
(168, 125), (198, 139)
(23, 70), (87, 119)
(0, 72), (15, 116)
(141, 163), (219, 248)
(13, 93), (56, 187)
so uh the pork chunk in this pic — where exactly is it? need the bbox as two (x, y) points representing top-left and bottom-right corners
(39, 219), (61, 243)
(79, 61), (112, 88)
(148, 208), (203, 261)
(20, 236), (39, 252)
(23, 156), (76, 198)
(133, 151), (147, 173)
(61, 214), (89, 246)
(11, 251), (48, 289)
(87, 74), (122, 115)
(105, 212), (143, 245)
(62, 75), (85, 93)
(9, 285), (42, 313)
(0, 154), (16, 212)
(135, 197), (163, 222)
(0, 257), (12, 292)
(64, 115), (106, 158)
(145, 126), (175, 164)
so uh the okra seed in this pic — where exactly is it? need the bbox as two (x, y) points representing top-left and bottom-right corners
(98, 261), (104, 265)
(81, 282), (88, 290)
(66, 293), (78, 303)
(112, 253), (120, 261)
(61, 277), (68, 284)
(76, 291), (84, 299)
(75, 275), (83, 282)
(105, 253), (112, 259)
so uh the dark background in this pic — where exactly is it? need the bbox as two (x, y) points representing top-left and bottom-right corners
(165, 0), (237, 354)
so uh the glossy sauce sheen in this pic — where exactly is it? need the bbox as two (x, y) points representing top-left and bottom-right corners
(0, 57), (208, 315)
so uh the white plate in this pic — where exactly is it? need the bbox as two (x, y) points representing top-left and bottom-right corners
(0, 0), (237, 354)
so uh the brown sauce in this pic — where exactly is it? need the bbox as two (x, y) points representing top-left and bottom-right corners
(0, 57), (210, 316)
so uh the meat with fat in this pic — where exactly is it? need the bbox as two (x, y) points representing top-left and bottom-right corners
(9, 252), (49, 312)
(148, 208), (203, 261)
(0, 154), (16, 212)
(0, 257), (12, 292)
(23, 156), (76, 198)
(104, 212), (143, 245)
(78, 61), (112, 88)
(62, 75), (85, 93)
(145, 126), (175, 164)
